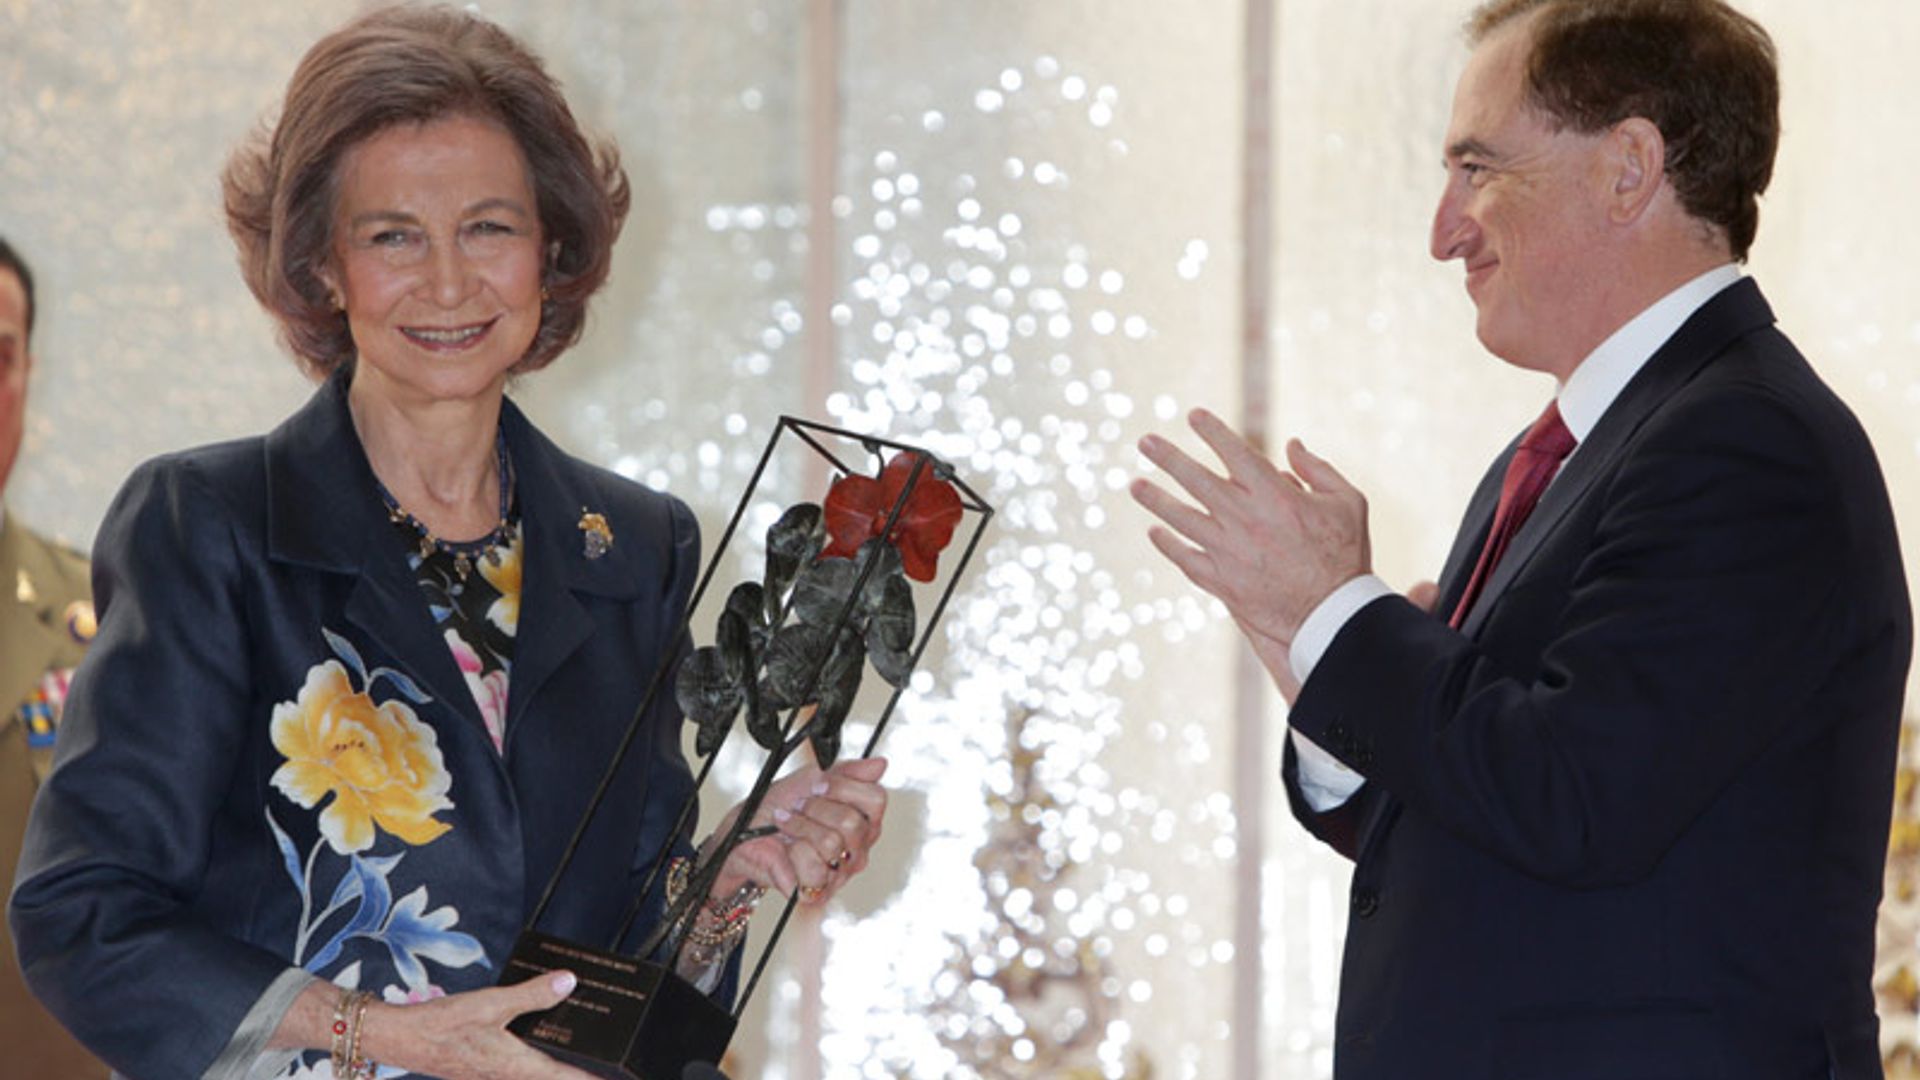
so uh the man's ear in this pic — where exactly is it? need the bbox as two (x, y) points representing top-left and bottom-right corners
(1605, 116), (1667, 225)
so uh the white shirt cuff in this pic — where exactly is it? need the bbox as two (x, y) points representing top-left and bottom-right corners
(1284, 574), (1394, 813)
(1290, 728), (1366, 812)
(1288, 574), (1395, 686)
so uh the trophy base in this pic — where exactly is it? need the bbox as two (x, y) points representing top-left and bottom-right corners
(501, 930), (736, 1080)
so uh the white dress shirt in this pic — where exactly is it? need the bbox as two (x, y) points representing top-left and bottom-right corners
(1287, 263), (1745, 812)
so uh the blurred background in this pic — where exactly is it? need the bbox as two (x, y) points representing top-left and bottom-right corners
(3, 1), (1916, 1077)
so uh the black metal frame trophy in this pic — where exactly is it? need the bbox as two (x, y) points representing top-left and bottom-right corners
(500, 417), (993, 1079)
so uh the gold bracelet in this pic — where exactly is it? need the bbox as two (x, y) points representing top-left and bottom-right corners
(665, 856), (765, 957)
(327, 988), (377, 1080)
(347, 990), (375, 1079)
(328, 988), (358, 1078)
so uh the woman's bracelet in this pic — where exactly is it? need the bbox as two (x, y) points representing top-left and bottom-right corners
(329, 987), (377, 1079)
(665, 855), (765, 962)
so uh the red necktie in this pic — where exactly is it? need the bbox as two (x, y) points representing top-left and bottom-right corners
(1448, 401), (1577, 628)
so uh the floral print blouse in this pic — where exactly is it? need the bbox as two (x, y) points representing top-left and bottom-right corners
(393, 513), (523, 755)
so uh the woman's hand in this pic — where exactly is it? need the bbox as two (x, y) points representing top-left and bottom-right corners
(707, 757), (889, 907)
(275, 973), (600, 1080)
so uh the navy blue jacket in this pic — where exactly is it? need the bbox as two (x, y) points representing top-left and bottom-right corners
(1285, 280), (1911, 1079)
(11, 372), (707, 1078)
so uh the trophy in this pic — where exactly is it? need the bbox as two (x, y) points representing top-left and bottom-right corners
(499, 418), (993, 1079)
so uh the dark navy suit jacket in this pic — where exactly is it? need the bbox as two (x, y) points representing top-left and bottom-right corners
(1285, 280), (1912, 1079)
(10, 372), (709, 1078)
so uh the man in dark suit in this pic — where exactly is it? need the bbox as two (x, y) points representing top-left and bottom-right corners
(1133, 1), (1911, 1077)
(0, 238), (106, 1076)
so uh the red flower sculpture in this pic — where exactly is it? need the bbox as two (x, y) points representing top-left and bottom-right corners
(822, 451), (964, 582)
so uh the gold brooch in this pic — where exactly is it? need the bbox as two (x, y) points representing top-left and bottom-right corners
(579, 509), (613, 559)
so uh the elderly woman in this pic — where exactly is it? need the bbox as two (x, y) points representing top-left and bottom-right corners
(9, 7), (885, 1079)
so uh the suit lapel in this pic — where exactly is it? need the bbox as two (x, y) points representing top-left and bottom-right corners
(498, 402), (590, 744)
(495, 397), (645, 748)
(1458, 278), (1778, 638)
(264, 372), (483, 733)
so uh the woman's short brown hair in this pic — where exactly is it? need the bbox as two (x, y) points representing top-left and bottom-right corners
(223, 4), (630, 377)
(1468, 0), (1779, 261)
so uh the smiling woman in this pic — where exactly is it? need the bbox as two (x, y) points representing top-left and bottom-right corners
(325, 116), (548, 416)
(6, 6), (891, 1080)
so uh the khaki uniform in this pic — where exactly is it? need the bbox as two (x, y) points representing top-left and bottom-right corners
(0, 511), (105, 1077)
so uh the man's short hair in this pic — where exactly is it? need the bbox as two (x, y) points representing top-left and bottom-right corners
(1469, 0), (1779, 261)
(0, 236), (36, 342)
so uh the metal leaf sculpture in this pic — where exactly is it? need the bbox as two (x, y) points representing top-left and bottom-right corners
(674, 647), (742, 757)
(852, 538), (905, 611)
(764, 503), (824, 624)
(865, 573), (916, 688)
(763, 623), (835, 717)
(715, 607), (752, 678)
(788, 555), (859, 629)
(611, 426), (989, 1012)
(678, 453), (959, 767)
(810, 627), (866, 766)
(676, 600), (760, 757)
(725, 582), (767, 641)
(747, 680), (786, 751)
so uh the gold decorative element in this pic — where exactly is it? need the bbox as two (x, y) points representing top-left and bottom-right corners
(664, 855), (764, 965)
(65, 600), (97, 643)
(386, 503), (511, 583)
(330, 986), (376, 1079)
(16, 567), (37, 605)
(578, 509), (613, 559)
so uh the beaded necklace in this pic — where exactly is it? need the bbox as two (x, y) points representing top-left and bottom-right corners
(376, 430), (515, 582)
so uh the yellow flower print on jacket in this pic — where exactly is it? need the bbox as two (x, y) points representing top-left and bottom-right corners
(270, 630), (454, 854)
(479, 523), (522, 635)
